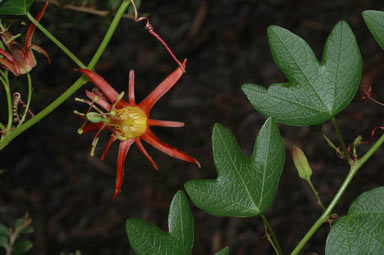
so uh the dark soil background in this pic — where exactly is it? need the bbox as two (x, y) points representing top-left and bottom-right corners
(1, 0), (384, 254)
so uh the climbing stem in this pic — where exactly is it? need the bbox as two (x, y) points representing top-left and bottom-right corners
(290, 133), (384, 255)
(0, 1), (131, 150)
(27, 12), (87, 69)
(87, 0), (131, 69)
(261, 214), (283, 255)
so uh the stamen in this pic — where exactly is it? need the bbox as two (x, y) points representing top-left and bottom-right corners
(90, 137), (99, 157)
(75, 97), (86, 103)
(75, 97), (106, 116)
(110, 91), (125, 109)
(90, 123), (108, 156)
(73, 110), (85, 117)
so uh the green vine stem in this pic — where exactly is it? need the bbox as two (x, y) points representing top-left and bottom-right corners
(261, 214), (283, 255)
(26, 12), (87, 69)
(290, 133), (384, 255)
(0, 0), (131, 150)
(17, 74), (32, 127)
(331, 117), (353, 164)
(0, 71), (12, 133)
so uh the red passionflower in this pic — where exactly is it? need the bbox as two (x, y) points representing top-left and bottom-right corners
(0, 2), (50, 76)
(76, 60), (200, 198)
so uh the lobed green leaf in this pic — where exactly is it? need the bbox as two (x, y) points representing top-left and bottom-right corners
(363, 10), (384, 50)
(215, 247), (230, 255)
(242, 21), (361, 126)
(325, 186), (384, 255)
(185, 118), (285, 217)
(126, 190), (194, 255)
(0, 0), (35, 15)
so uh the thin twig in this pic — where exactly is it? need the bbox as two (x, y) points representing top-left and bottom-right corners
(40, 0), (134, 19)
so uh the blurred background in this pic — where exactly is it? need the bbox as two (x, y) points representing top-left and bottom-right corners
(1, 0), (384, 254)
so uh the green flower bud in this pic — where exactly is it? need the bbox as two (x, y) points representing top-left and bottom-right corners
(292, 145), (312, 180)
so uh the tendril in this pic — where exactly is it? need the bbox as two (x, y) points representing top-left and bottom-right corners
(130, 0), (185, 72)
(12, 92), (35, 124)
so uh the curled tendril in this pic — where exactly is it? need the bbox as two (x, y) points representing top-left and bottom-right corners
(129, 0), (185, 73)
(12, 92), (35, 124)
(337, 126), (384, 161)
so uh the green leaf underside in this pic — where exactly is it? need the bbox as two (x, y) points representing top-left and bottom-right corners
(215, 247), (230, 255)
(242, 21), (361, 126)
(325, 186), (384, 255)
(126, 190), (194, 255)
(185, 118), (285, 217)
(0, 0), (35, 15)
(363, 10), (384, 50)
(12, 239), (33, 254)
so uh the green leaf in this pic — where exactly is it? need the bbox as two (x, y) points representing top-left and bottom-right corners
(0, 234), (8, 248)
(12, 239), (32, 255)
(0, 0), (35, 15)
(242, 21), (361, 126)
(0, 224), (8, 236)
(14, 218), (33, 234)
(363, 10), (384, 50)
(185, 118), (285, 217)
(215, 247), (230, 255)
(20, 226), (33, 234)
(325, 186), (384, 255)
(15, 218), (25, 229)
(126, 190), (194, 255)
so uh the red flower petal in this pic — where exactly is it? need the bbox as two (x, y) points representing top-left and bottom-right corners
(138, 59), (187, 115)
(85, 90), (111, 111)
(31, 44), (51, 63)
(101, 135), (117, 160)
(148, 119), (184, 127)
(77, 69), (127, 107)
(0, 56), (16, 74)
(141, 128), (200, 167)
(113, 139), (135, 198)
(25, 2), (48, 47)
(0, 48), (13, 62)
(81, 122), (105, 134)
(135, 137), (159, 171)
(128, 69), (135, 105)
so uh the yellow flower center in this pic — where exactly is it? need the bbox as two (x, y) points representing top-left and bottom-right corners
(110, 106), (147, 140)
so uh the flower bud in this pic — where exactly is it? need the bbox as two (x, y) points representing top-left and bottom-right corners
(292, 145), (312, 180)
